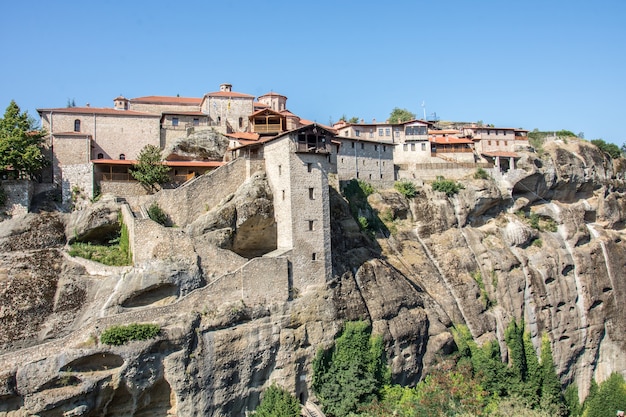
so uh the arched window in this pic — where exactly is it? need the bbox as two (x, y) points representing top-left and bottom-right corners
(119, 154), (125, 160)
(238, 117), (243, 128)
(97, 153), (104, 159)
(74, 119), (81, 132)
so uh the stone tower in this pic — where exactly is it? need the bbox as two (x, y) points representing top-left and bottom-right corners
(263, 124), (332, 291)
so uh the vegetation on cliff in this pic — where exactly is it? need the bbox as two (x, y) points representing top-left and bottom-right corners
(0, 100), (48, 179)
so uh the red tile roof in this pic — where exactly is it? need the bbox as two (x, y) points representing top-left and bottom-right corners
(482, 151), (520, 158)
(226, 132), (261, 141)
(92, 159), (224, 167)
(205, 91), (255, 98)
(37, 107), (159, 117)
(130, 96), (202, 105)
(430, 136), (473, 144)
(51, 131), (92, 137)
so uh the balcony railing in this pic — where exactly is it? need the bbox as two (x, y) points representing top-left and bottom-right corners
(253, 125), (282, 134)
(296, 143), (331, 154)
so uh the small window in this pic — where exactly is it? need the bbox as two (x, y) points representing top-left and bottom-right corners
(382, 161), (385, 166)
(385, 128), (391, 136)
(193, 118), (200, 126)
(351, 142), (355, 148)
(74, 119), (81, 132)
(403, 144), (408, 151)
(369, 173), (372, 179)
(172, 117), (179, 126)
(378, 128), (383, 136)
(363, 160), (366, 165)
(369, 130), (373, 138)
(239, 117), (243, 128)
(421, 143), (426, 151)
(488, 140), (492, 145)
(309, 188), (314, 199)
(411, 143), (416, 151)
(282, 190), (285, 200)
(119, 154), (125, 160)
(383, 145), (387, 152)
(307, 163), (312, 173)
(312, 253), (317, 261)
(308, 220), (314, 231)
(341, 158), (344, 163)
(355, 129), (360, 137)
(374, 145), (378, 151)
(496, 141), (500, 146)
(278, 165), (282, 175)
(97, 153), (103, 159)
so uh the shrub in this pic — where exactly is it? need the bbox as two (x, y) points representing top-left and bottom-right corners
(312, 321), (390, 417)
(147, 202), (168, 225)
(394, 180), (417, 198)
(431, 176), (464, 196)
(474, 167), (490, 180)
(100, 323), (160, 345)
(591, 139), (622, 159)
(253, 384), (300, 417)
(358, 179), (375, 197)
(69, 218), (131, 266)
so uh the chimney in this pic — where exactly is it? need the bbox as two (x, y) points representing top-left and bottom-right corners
(220, 83), (233, 92)
(85, 103), (90, 107)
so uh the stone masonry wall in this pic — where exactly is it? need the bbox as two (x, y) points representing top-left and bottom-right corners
(0, 180), (33, 216)
(61, 164), (93, 209)
(150, 157), (250, 227)
(43, 112), (160, 161)
(336, 139), (395, 188)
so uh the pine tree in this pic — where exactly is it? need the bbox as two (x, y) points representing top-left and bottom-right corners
(130, 144), (170, 192)
(539, 334), (565, 415)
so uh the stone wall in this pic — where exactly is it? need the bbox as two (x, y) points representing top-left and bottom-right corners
(336, 138), (395, 187)
(100, 181), (152, 198)
(42, 112), (160, 161)
(204, 96), (254, 132)
(61, 164), (94, 209)
(149, 157), (251, 227)
(0, 180), (33, 216)
(396, 162), (490, 181)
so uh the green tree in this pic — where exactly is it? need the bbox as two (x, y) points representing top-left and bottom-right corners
(388, 107), (416, 124)
(312, 321), (389, 417)
(131, 144), (170, 192)
(583, 373), (626, 417)
(591, 139), (622, 159)
(539, 334), (565, 414)
(0, 100), (48, 179)
(253, 384), (300, 417)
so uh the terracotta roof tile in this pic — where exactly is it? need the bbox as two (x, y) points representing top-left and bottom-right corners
(37, 107), (159, 117)
(205, 91), (255, 98)
(130, 96), (202, 105)
(430, 136), (474, 144)
(482, 151), (520, 158)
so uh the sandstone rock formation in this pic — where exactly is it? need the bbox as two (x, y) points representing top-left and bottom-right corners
(0, 138), (624, 416)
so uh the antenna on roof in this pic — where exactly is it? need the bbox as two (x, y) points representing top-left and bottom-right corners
(421, 101), (426, 120)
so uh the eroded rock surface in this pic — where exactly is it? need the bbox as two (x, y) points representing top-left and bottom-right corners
(1, 139), (625, 416)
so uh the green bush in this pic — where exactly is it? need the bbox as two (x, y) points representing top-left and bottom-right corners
(591, 139), (622, 159)
(474, 167), (490, 180)
(394, 180), (417, 198)
(100, 323), (160, 345)
(312, 321), (389, 417)
(431, 176), (464, 196)
(253, 384), (301, 417)
(147, 202), (168, 225)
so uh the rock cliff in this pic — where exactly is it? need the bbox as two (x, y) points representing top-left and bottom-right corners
(0, 138), (625, 416)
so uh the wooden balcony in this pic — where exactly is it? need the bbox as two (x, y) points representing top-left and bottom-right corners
(296, 142), (331, 154)
(253, 124), (282, 134)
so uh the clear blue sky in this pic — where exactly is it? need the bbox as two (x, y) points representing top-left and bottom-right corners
(2, 0), (625, 144)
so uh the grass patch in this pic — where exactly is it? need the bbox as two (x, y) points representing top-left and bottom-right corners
(100, 323), (160, 346)
(69, 219), (132, 266)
